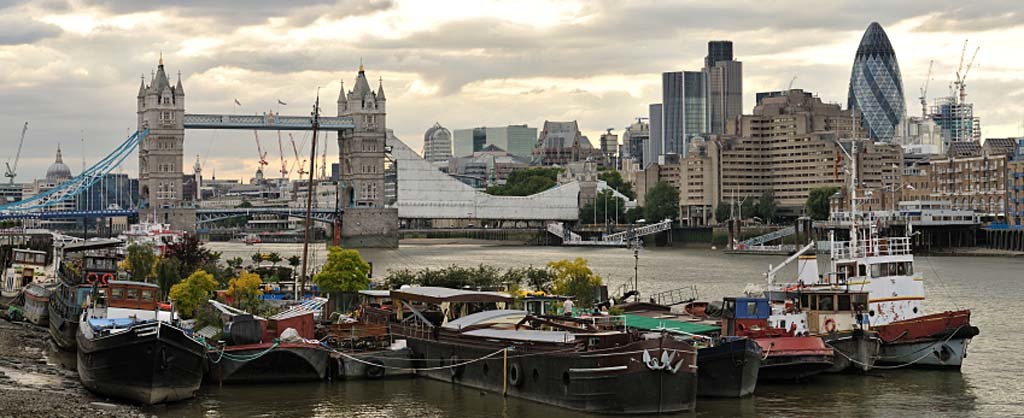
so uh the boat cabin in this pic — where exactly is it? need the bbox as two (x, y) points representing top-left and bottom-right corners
(522, 294), (574, 316)
(797, 290), (869, 333)
(389, 286), (512, 326)
(721, 297), (772, 337)
(98, 280), (161, 310)
(4, 248), (49, 296)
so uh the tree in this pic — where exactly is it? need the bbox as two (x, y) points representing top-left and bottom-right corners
(579, 190), (627, 224)
(154, 258), (182, 300)
(383, 269), (418, 289)
(807, 187), (839, 220)
(486, 167), (562, 196)
(287, 255), (301, 269)
(169, 269), (218, 318)
(227, 271), (263, 313)
(598, 170), (636, 199)
(756, 189), (778, 224)
(236, 200), (253, 208)
(644, 181), (679, 222)
(547, 258), (603, 306)
(251, 253), (263, 265)
(226, 257), (245, 271)
(267, 252), (282, 267)
(313, 247), (371, 295)
(165, 233), (217, 278)
(125, 243), (156, 282)
(715, 201), (730, 223)
(523, 266), (554, 293)
(624, 207), (644, 224)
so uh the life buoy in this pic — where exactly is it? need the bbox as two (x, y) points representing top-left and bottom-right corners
(100, 273), (114, 285)
(789, 322), (798, 334)
(85, 273), (99, 284)
(364, 358), (385, 379)
(449, 355), (464, 379)
(508, 363), (523, 387)
(824, 318), (837, 333)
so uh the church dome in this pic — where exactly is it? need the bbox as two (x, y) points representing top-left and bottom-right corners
(45, 145), (72, 183)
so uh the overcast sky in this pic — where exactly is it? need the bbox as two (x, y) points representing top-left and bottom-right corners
(1, 0), (1022, 181)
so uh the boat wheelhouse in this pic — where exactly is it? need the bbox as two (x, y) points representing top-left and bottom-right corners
(721, 297), (834, 381)
(3, 248), (50, 299)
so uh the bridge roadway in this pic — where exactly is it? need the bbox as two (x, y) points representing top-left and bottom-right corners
(182, 113), (354, 131)
(0, 207), (341, 224)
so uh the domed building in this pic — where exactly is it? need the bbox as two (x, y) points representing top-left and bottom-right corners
(46, 145), (73, 184)
(847, 22), (906, 142)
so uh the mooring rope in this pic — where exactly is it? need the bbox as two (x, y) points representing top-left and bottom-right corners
(831, 325), (965, 369)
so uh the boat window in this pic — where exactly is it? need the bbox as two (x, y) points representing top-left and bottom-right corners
(724, 300), (735, 317)
(904, 262), (913, 275)
(838, 294), (851, 311)
(819, 295), (834, 311)
(858, 264), (867, 277)
(871, 263), (883, 278)
(809, 295), (818, 310)
(141, 290), (154, 302)
(896, 262), (906, 275)
(34, 254), (46, 264)
(14, 252), (24, 262)
(800, 293), (810, 309)
(126, 288), (139, 300)
(745, 301), (757, 317)
(111, 287), (123, 299)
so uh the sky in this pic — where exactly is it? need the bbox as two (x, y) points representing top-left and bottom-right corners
(1, 0), (1023, 182)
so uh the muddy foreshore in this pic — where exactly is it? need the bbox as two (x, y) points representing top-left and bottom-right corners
(0, 319), (149, 418)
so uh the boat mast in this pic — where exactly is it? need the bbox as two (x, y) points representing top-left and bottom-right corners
(299, 93), (320, 299)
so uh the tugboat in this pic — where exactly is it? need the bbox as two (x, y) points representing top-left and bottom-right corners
(720, 297), (834, 381)
(77, 280), (205, 404)
(389, 287), (698, 414)
(49, 240), (121, 350)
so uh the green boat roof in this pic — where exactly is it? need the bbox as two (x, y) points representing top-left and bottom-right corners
(623, 314), (719, 335)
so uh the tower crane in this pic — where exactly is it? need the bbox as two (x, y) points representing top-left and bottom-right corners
(918, 60), (934, 118)
(5, 122), (27, 184)
(290, 134), (308, 177)
(253, 130), (269, 170)
(276, 131), (288, 179)
(954, 40), (980, 105)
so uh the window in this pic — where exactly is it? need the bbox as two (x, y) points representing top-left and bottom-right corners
(745, 301), (757, 317)
(111, 287), (124, 299)
(819, 295), (834, 311)
(141, 290), (153, 302)
(904, 262), (913, 275)
(858, 264), (867, 277)
(871, 263), (883, 278)
(126, 289), (139, 300)
(838, 295), (851, 311)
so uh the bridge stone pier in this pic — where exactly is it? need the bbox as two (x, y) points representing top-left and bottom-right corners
(137, 57), (397, 247)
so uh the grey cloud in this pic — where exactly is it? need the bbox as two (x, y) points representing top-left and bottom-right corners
(914, 10), (1023, 32)
(67, 0), (394, 25)
(0, 16), (61, 45)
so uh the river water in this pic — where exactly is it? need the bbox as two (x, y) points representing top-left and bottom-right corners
(156, 242), (1021, 418)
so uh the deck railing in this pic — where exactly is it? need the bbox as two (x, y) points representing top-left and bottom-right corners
(831, 236), (913, 259)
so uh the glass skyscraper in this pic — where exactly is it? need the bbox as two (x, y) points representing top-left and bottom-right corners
(847, 22), (906, 142)
(662, 71), (706, 156)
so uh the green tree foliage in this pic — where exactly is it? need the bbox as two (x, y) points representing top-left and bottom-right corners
(251, 253), (263, 265)
(236, 200), (253, 208)
(227, 271), (263, 313)
(313, 247), (371, 294)
(381, 265), (551, 293)
(287, 255), (301, 268)
(547, 258), (603, 306)
(807, 187), (839, 220)
(226, 257), (244, 271)
(267, 252), (282, 266)
(715, 201), (731, 223)
(755, 189), (778, 224)
(579, 190), (627, 224)
(625, 207), (644, 224)
(154, 258), (182, 300)
(598, 170), (636, 199)
(169, 270), (218, 318)
(644, 181), (679, 222)
(486, 167), (561, 196)
(125, 243), (156, 282)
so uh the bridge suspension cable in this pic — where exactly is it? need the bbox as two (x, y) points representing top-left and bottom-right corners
(0, 129), (149, 213)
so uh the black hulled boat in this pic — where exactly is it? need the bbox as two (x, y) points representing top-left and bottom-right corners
(49, 240), (121, 350)
(77, 280), (205, 404)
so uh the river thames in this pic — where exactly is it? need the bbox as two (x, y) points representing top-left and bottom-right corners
(156, 242), (1021, 418)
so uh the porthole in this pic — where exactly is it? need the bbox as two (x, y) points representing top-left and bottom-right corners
(912, 307), (918, 314)
(869, 310), (876, 317)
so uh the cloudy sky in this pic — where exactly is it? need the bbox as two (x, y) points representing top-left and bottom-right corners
(1, 0), (1022, 181)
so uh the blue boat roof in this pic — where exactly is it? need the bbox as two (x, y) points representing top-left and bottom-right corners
(88, 317), (142, 331)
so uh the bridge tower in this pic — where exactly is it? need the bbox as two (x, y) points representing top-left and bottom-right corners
(137, 56), (194, 231)
(336, 64), (398, 247)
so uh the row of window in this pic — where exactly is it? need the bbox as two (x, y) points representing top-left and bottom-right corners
(109, 287), (156, 302)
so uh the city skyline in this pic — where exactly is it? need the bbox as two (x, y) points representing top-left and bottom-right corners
(1, 1), (1023, 180)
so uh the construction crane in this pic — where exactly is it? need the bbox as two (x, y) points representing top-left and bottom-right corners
(276, 131), (288, 179)
(787, 75), (798, 91)
(5, 122), (27, 184)
(918, 60), (934, 118)
(253, 130), (269, 171)
(954, 40), (980, 105)
(289, 134), (308, 177)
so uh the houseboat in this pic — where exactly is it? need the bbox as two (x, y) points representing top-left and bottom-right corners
(77, 280), (205, 405)
(2, 248), (50, 300)
(389, 287), (698, 414)
(49, 240), (122, 350)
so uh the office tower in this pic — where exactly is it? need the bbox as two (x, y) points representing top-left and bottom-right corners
(847, 22), (906, 142)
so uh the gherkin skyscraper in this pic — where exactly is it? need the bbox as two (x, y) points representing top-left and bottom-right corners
(847, 22), (905, 142)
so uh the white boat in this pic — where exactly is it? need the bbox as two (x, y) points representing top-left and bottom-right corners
(117, 223), (184, 256)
